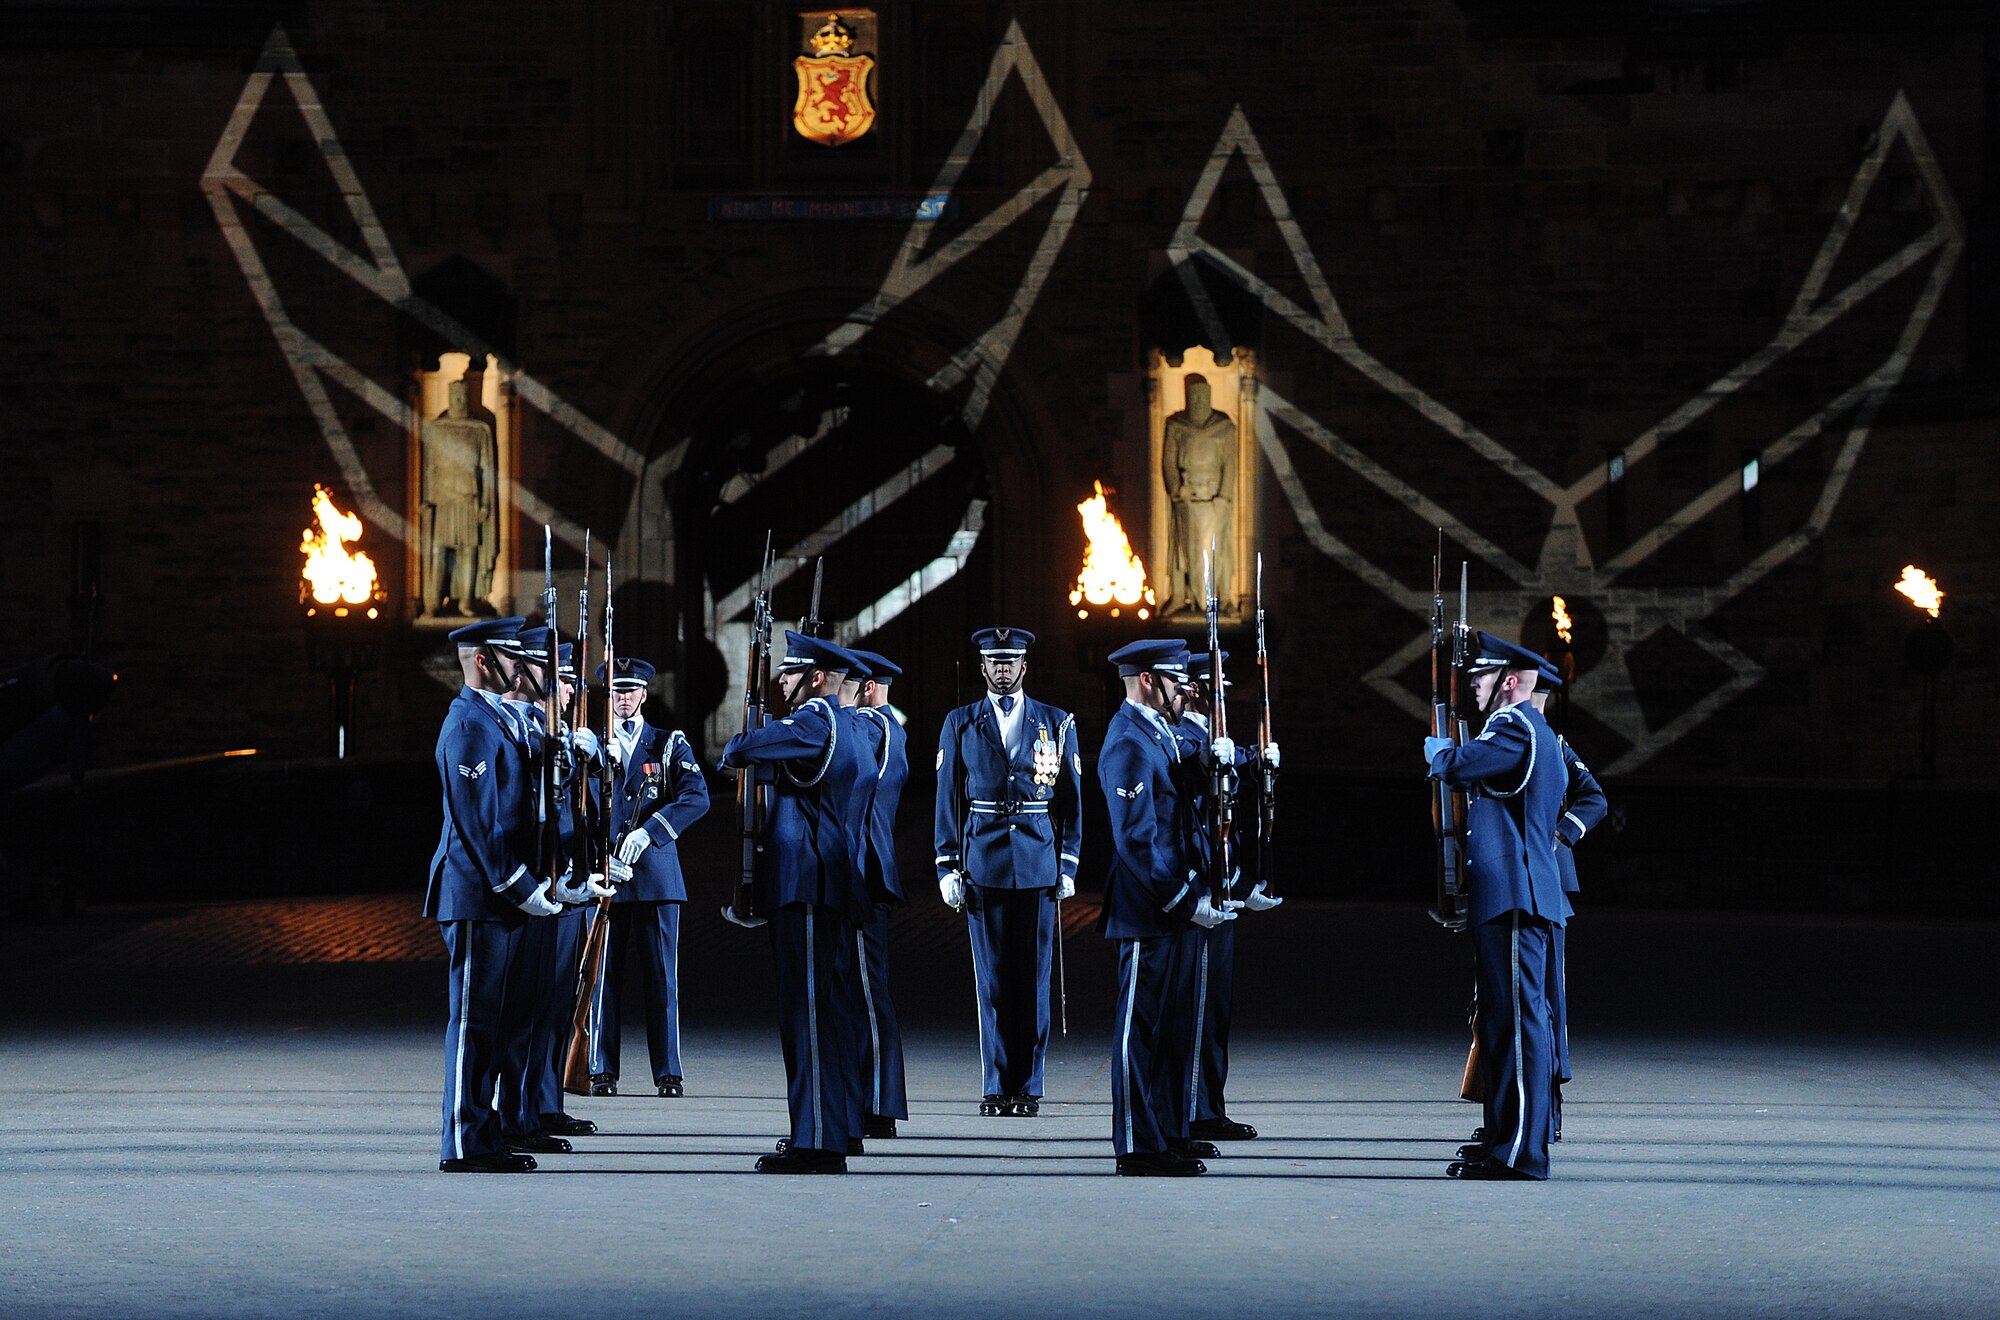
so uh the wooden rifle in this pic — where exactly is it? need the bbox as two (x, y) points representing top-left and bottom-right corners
(568, 531), (596, 880)
(1428, 534), (1472, 932)
(563, 552), (616, 1095)
(725, 533), (775, 927)
(1254, 551), (1277, 895)
(1202, 543), (1235, 907)
(535, 525), (562, 884)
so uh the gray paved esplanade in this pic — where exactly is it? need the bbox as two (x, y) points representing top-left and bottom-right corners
(3, 899), (1995, 1318)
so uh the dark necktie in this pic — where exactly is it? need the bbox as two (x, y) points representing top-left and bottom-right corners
(622, 719), (637, 738)
(998, 695), (1016, 716)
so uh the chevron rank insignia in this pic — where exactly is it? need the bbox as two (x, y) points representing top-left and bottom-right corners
(936, 748), (944, 771)
(457, 760), (488, 780)
(1115, 783), (1145, 799)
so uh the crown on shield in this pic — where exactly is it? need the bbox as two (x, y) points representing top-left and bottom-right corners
(809, 17), (855, 57)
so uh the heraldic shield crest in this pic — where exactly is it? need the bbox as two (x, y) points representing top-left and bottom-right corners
(792, 14), (877, 146)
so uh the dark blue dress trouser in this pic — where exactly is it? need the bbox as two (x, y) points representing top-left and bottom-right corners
(1193, 918), (1237, 1121)
(529, 904), (589, 1117)
(439, 919), (535, 1162)
(1109, 932), (1191, 1156)
(769, 903), (865, 1154)
(856, 905), (909, 1120)
(965, 884), (1055, 1098)
(1473, 912), (1559, 1179)
(589, 901), (684, 1083)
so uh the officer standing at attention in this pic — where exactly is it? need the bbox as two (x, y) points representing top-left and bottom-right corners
(719, 632), (876, 1173)
(933, 627), (1083, 1118)
(1529, 662), (1606, 1141)
(845, 648), (910, 1140)
(588, 656), (710, 1099)
(1099, 639), (1236, 1177)
(527, 643), (615, 1140)
(1180, 651), (1281, 1146)
(1425, 631), (1570, 1181)
(426, 617), (568, 1173)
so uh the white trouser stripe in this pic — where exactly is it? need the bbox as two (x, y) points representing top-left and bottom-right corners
(968, 911), (988, 1092)
(857, 927), (882, 1113)
(669, 913), (681, 1068)
(1507, 914), (1528, 1167)
(1187, 937), (1210, 1118)
(806, 906), (822, 1149)
(1120, 940), (1139, 1151)
(452, 933), (473, 1160)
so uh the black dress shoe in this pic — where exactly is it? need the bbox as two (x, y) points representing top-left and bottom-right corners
(979, 1095), (1008, 1116)
(590, 1075), (617, 1097)
(1446, 1157), (1537, 1181)
(1188, 1116), (1258, 1141)
(540, 1112), (598, 1136)
(503, 1132), (572, 1154)
(1467, 1126), (1487, 1144)
(756, 1146), (848, 1174)
(1170, 1138), (1223, 1159)
(1455, 1143), (1491, 1162)
(657, 1076), (684, 1098)
(1116, 1150), (1206, 1177)
(775, 1136), (865, 1156)
(1007, 1094), (1040, 1117)
(440, 1151), (536, 1173)
(863, 1115), (898, 1139)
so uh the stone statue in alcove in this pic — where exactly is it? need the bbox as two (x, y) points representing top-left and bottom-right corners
(419, 379), (500, 616)
(1161, 373), (1236, 613)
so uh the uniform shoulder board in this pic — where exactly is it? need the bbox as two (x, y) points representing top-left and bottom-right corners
(458, 760), (488, 780)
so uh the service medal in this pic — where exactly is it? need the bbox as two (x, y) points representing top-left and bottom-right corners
(1031, 725), (1059, 787)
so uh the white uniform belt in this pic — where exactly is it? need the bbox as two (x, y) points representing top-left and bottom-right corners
(970, 800), (1047, 814)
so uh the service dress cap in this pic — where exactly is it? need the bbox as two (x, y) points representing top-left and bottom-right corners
(971, 626), (1035, 657)
(596, 656), (656, 689)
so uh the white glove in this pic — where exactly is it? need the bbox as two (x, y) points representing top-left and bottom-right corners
(1057, 874), (1076, 901)
(1211, 736), (1236, 765)
(1190, 893), (1236, 929)
(1424, 735), (1452, 763)
(518, 880), (563, 918)
(551, 871), (592, 906)
(585, 870), (618, 899)
(940, 871), (967, 912)
(721, 904), (768, 929)
(1264, 742), (1280, 770)
(1242, 880), (1283, 912)
(617, 828), (652, 865)
(572, 727), (601, 760)
(605, 857), (634, 887)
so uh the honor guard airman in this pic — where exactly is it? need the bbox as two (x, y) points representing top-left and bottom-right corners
(492, 625), (594, 1156)
(1099, 640), (1236, 1177)
(846, 648), (910, 1139)
(527, 643), (613, 1140)
(719, 632), (876, 1173)
(588, 656), (710, 1099)
(426, 618), (575, 1173)
(1182, 651), (1281, 1145)
(1425, 631), (1570, 1180)
(933, 627), (1083, 1118)
(1530, 662), (1606, 1140)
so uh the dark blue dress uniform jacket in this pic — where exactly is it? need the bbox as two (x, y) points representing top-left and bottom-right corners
(855, 707), (910, 905)
(933, 697), (1083, 891)
(426, 687), (542, 922)
(1428, 701), (1572, 927)
(610, 722), (710, 903)
(1555, 735), (1607, 894)
(721, 697), (875, 923)
(1098, 702), (1203, 939)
